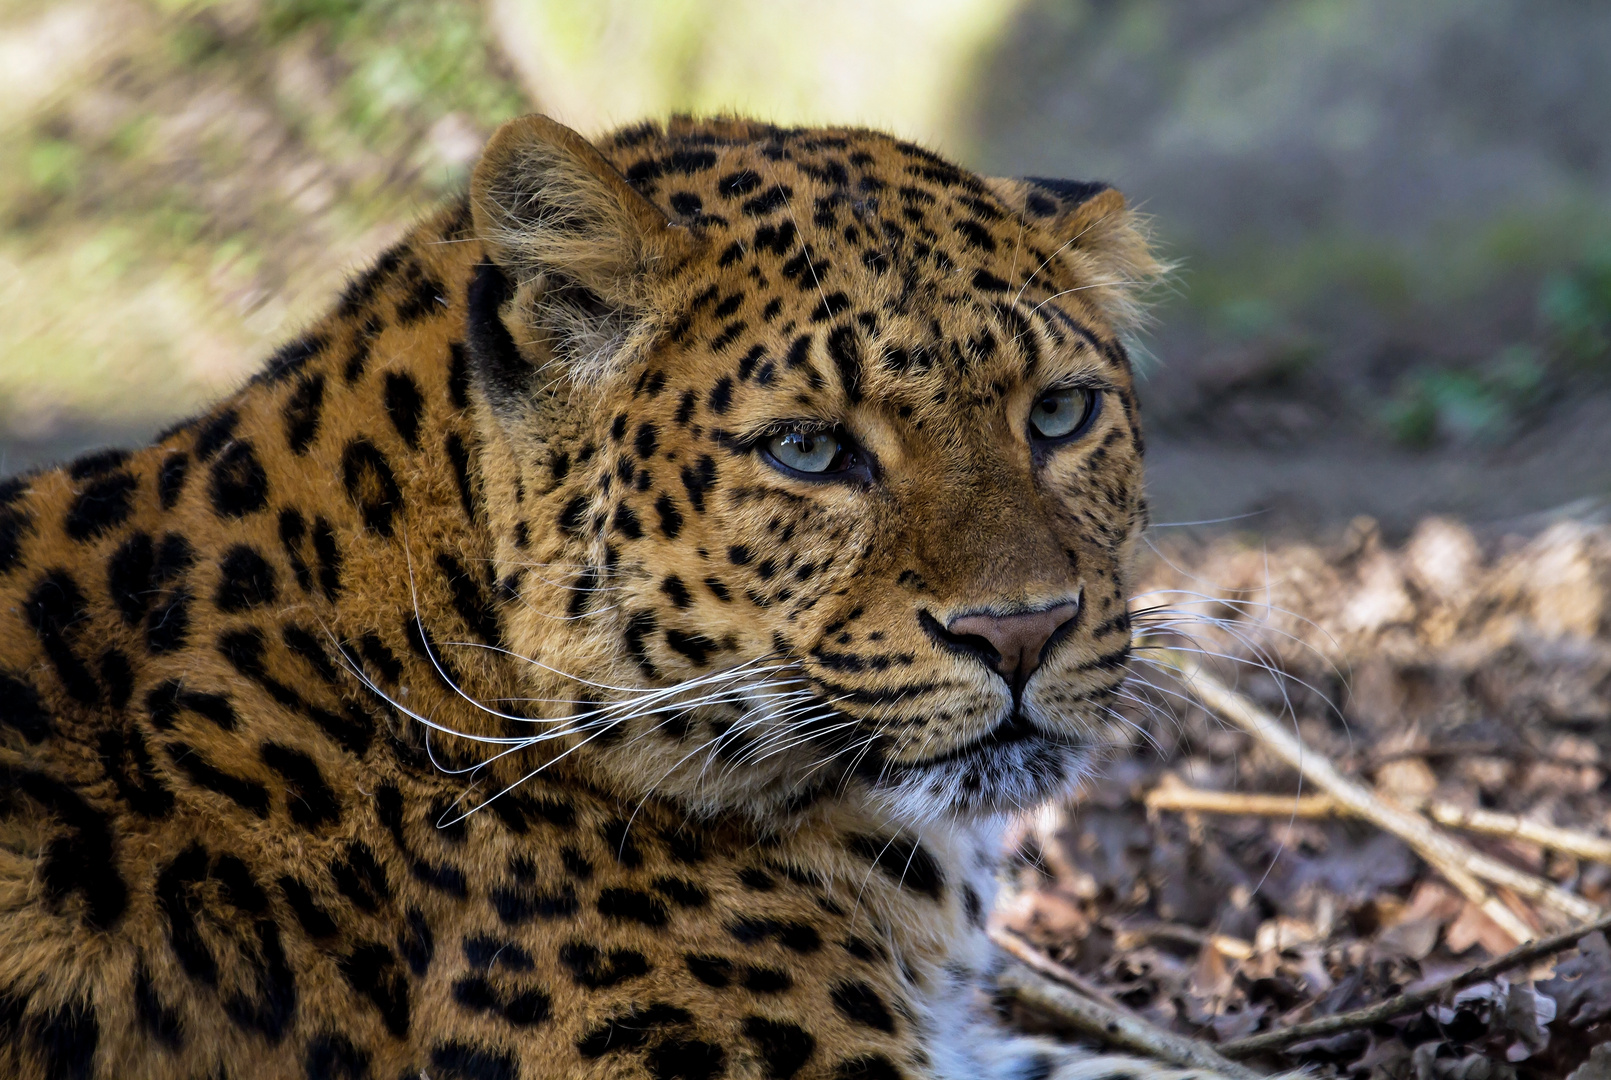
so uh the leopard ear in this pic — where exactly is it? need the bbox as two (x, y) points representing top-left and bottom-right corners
(468, 114), (694, 390)
(984, 176), (1166, 333)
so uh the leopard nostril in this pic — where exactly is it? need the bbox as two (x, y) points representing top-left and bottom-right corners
(944, 601), (1080, 685)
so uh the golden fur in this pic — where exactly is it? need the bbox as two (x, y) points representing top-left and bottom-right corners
(0, 115), (1204, 1080)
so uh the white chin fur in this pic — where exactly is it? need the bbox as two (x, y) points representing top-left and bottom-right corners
(871, 738), (1092, 825)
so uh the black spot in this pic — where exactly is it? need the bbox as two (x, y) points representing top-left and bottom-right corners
(714, 293), (744, 319)
(597, 888), (669, 927)
(655, 495), (684, 540)
(144, 588), (191, 654)
(445, 432), (476, 521)
(436, 552), (499, 644)
(562, 846), (594, 879)
(339, 943), (410, 1037)
(339, 246), (402, 318)
(68, 447), (129, 478)
(809, 292), (850, 323)
(0, 673), (51, 743)
(560, 943), (651, 989)
(971, 269), (1009, 293)
(331, 841), (390, 911)
(279, 876), (340, 939)
(613, 504), (643, 539)
(680, 455), (717, 512)
(462, 934), (534, 972)
(831, 980), (895, 1032)
(261, 333), (326, 383)
(219, 628), (374, 756)
(384, 371), (425, 449)
(396, 265), (445, 324)
(208, 441), (270, 518)
(447, 341), (471, 409)
(725, 918), (820, 953)
(728, 545), (752, 566)
(164, 740), (269, 817)
(738, 867), (775, 891)
(848, 834), (945, 900)
(669, 191), (703, 217)
(634, 421), (659, 459)
(260, 743), (341, 828)
(0, 500), (30, 576)
(305, 1031), (370, 1080)
(359, 633), (404, 684)
(577, 1004), (691, 1058)
(719, 170), (762, 197)
(826, 325), (863, 402)
(430, 1041), (516, 1080)
(743, 184), (793, 216)
(341, 439), (403, 536)
(744, 966), (792, 993)
(399, 906), (435, 976)
(652, 877), (709, 908)
(953, 218), (997, 252)
(193, 409), (241, 461)
(134, 962), (184, 1051)
(665, 629), (717, 666)
(215, 545), (278, 612)
(153, 532), (195, 581)
(146, 680), (237, 732)
(660, 575), (691, 608)
(558, 494), (590, 535)
(24, 571), (99, 704)
(107, 532), (155, 624)
(282, 624), (340, 683)
(32, 998), (99, 1080)
(283, 373), (327, 455)
(65, 470), (137, 541)
(675, 390), (698, 425)
(487, 791), (576, 833)
(492, 881), (579, 925)
(834, 1054), (905, 1080)
(744, 1017), (816, 1079)
(707, 376), (734, 414)
(623, 611), (659, 678)
(647, 1038), (725, 1080)
(756, 221), (798, 256)
(785, 333), (812, 368)
(704, 577), (731, 602)
(11, 769), (126, 929)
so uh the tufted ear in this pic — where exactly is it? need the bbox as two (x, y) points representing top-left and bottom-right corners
(469, 114), (693, 389)
(984, 176), (1165, 333)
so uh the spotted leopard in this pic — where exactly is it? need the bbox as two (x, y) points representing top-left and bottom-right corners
(0, 114), (1222, 1080)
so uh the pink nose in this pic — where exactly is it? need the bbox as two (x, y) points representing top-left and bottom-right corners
(947, 602), (1080, 686)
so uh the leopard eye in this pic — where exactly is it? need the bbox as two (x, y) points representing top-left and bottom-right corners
(764, 429), (849, 475)
(1030, 388), (1100, 441)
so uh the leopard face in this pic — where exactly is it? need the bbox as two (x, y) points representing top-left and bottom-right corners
(466, 117), (1161, 822)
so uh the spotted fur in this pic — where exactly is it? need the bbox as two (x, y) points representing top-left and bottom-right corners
(0, 115), (1230, 1080)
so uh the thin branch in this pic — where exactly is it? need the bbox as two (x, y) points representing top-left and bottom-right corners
(1146, 780), (1611, 867)
(993, 930), (1268, 1080)
(1217, 911), (1611, 1057)
(1157, 652), (1604, 938)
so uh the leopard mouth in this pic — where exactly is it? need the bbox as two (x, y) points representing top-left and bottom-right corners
(901, 708), (1058, 770)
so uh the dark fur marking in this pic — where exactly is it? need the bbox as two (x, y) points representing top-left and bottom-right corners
(384, 371), (425, 449)
(64, 470), (137, 541)
(331, 841), (391, 911)
(208, 440), (270, 518)
(848, 834), (944, 900)
(430, 1041), (517, 1080)
(283, 373), (327, 455)
(576, 1003), (691, 1058)
(341, 439), (403, 537)
(561, 943), (650, 989)
(11, 769), (126, 929)
(260, 742), (341, 828)
(24, 571), (100, 704)
(279, 875), (340, 939)
(339, 943), (410, 1037)
(0, 673), (51, 743)
(831, 980), (896, 1032)
(215, 544), (278, 612)
(164, 740), (269, 817)
(744, 1016), (817, 1079)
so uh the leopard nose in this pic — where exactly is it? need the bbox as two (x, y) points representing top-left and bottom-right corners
(945, 601), (1080, 686)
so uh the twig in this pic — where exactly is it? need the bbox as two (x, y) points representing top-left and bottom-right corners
(1158, 653), (1603, 937)
(1217, 911), (1611, 1057)
(991, 926), (1133, 1011)
(1111, 918), (1256, 961)
(1146, 781), (1611, 867)
(993, 932), (1268, 1079)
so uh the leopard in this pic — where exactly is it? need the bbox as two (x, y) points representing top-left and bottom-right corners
(0, 113), (1216, 1080)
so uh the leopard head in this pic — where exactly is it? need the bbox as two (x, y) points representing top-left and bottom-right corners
(464, 115), (1162, 822)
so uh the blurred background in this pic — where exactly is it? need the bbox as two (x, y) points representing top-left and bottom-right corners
(4, 0), (1611, 538)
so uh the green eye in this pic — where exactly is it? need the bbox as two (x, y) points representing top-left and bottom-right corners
(766, 429), (846, 474)
(1030, 388), (1099, 440)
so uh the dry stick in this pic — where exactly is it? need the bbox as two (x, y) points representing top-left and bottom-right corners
(1161, 653), (1603, 937)
(993, 931), (1268, 1080)
(1216, 909), (1611, 1058)
(1145, 783), (1611, 868)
